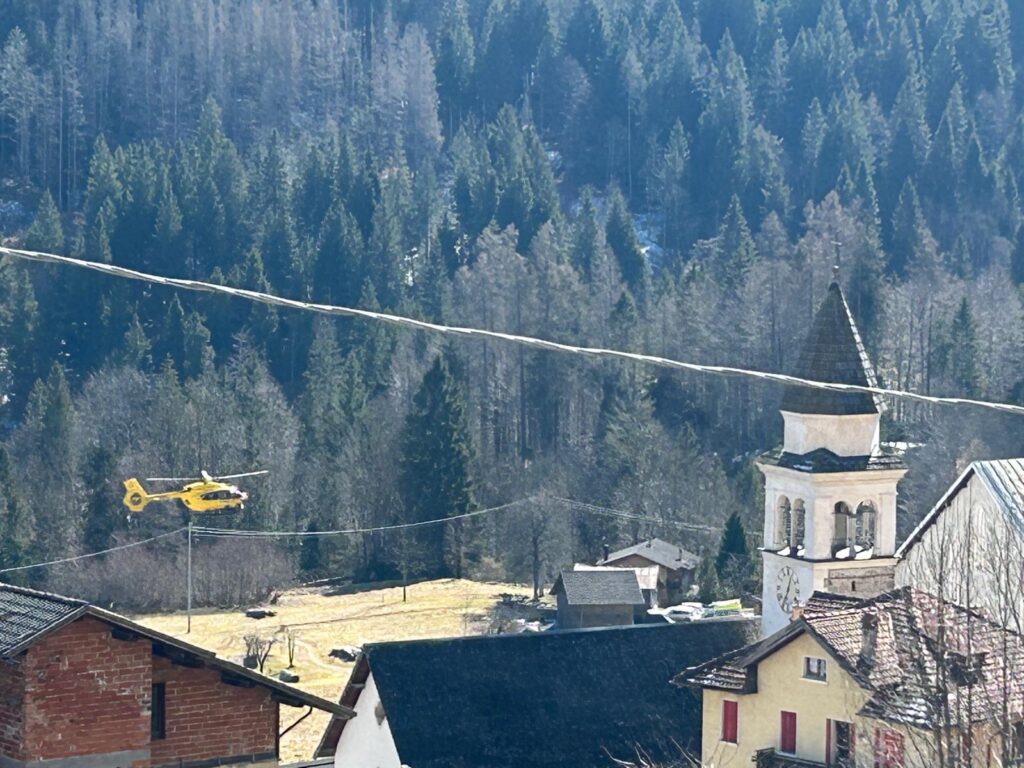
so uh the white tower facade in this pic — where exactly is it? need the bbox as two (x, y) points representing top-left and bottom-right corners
(758, 282), (907, 637)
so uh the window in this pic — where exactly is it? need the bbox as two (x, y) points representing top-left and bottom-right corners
(828, 720), (854, 767)
(151, 683), (166, 740)
(804, 656), (827, 681)
(780, 711), (797, 754)
(721, 700), (738, 743)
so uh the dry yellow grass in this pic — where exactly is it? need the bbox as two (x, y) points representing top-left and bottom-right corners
(134, 578), (532, 763)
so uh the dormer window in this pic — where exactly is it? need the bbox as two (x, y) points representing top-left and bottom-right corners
(803, 656), (827, 682)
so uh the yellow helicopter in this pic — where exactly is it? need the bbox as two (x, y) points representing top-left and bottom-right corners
(122, 470), (268, 515)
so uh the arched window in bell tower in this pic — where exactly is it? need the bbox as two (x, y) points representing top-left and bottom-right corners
(791, 499), (806, 554)
(855, 501), (877, 552)
(776, 496), (792, 551)
(832, 502), (854, 558)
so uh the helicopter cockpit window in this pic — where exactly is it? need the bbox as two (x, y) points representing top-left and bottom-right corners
(202, 490), (236, 501)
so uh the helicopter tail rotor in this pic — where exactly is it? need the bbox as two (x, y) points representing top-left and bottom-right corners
(122, 478), (150, 513)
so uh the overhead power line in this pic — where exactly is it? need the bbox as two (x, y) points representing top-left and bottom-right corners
(0, 527), (188, 574)
(3, 246), (1023, 416)
(0, 497), (744, 575)
(193, 498), (532, 538)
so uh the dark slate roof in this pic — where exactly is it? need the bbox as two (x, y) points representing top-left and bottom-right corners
(897, 458), (1024, 557)
(759, 446), (906, 474)
(0, 583), (352, 717)
(600, 537), (700, 571)
(779, 282), (885, 416)
(551, 569), (645, 606)
(0, 584), (87, 656)
(678, 588), (1024, 730)
(317, 619), (758, 768)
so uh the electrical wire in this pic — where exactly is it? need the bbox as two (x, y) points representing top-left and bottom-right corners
(192, 498), (531, 538)
(0, 497), (750, 574)
(0, 527), (188, 574)
(3, 245), (1023, 416)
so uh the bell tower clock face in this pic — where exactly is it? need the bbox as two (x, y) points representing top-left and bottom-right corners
(775, 566), (801, 612)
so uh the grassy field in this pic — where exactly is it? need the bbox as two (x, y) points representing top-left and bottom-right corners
(135, 578), (533, 763)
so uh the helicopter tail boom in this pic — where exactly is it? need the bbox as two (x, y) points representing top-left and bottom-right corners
(122, 478), (150, 513)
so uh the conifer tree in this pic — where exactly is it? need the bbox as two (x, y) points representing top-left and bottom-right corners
(24, 190), (63, 253)
(604, 186), (647, 294)
(81, 446), (119, 554)
(398, 355), (476, 578)
(715, 511), (752, 593)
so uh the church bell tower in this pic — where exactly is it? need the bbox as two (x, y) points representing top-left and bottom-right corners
(757, 281), (907, 637)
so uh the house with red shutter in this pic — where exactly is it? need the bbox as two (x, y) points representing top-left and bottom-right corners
(676, 588), (1024, 768)
(0, 583), (353, 768)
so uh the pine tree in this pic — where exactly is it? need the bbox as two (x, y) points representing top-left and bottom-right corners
(24, 190), (63, 253)
(604, 186), (647, 294)
(715, 511), (751, 588)
(81, 446), (119, 554)
(0, 446), (30, 574)
(398, 355), (476, 578)
(946, 297), (982, 397)
(715, 195), (757, 291)
(696, 554), (720, 604)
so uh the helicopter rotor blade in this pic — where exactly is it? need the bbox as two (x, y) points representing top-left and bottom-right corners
(211, 470), (269, 480)
(145, 476), (199, 483)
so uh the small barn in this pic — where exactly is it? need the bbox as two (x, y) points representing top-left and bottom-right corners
(599, 537), (700, 605)
(550, 568), (645, 629)
(0, 583), (352, 768)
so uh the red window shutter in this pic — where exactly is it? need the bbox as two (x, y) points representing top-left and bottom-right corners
(722, 700), (738, 743)
(781, 711), (797, 754)
(826, 719), (832, 766)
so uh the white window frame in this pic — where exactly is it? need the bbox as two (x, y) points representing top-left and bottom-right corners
(803, 656), (827, 682)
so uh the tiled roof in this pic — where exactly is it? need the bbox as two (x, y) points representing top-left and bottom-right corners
(678, 588), (1024, 729)
(897, 458), (1024, 557)
(316, 619), (758, 768)
(600, 537), (700, 571)
(779, 282), (885, 416)
(551, 569), (645, 606)
(0, 584), (86, 656)
(574, 563), (660, 592)
(759, 446), (906, 474)
(0, 583), (353, 717)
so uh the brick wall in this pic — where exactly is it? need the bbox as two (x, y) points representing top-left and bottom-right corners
(150, 654), (278, 766)
(10, 614), (280, 768)
(0, 656), (26, 760)
(23, 616), (152, 764)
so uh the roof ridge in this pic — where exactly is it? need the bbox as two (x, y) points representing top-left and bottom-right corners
(0, 581), (88, 607)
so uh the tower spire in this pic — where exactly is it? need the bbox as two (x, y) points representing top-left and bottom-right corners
(780, 282), (883, 417)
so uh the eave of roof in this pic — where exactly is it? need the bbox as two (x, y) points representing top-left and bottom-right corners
(0, 585), (353, 719)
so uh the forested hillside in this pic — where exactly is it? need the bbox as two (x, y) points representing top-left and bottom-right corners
(0, 0), (1022, 607)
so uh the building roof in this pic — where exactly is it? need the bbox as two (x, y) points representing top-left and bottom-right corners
(599, 537), (700, 571)
(317, 619), (758, 768)
(573, 563), (660, 592)
(897, 458), (1024, 557)
(550, 569), (645, 606)
(759, 446), (906, 474)
(677, 588), (1024, 730)
(779, 282), (885, 416)
(0, 583), (353, 718)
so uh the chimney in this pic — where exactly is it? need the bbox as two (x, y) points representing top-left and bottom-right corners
(602, 541), (610, 561)
(791, 603), (805, 622)
(646, 539), (653, 548)
(859, 613), (878, 669)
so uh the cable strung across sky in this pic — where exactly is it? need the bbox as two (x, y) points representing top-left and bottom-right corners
(3, 245), (1023, 416)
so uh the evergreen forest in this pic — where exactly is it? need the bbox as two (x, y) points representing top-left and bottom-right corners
(0, 0), (1022, 608)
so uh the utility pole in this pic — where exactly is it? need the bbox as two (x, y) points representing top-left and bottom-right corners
(187, 518), (193, 633)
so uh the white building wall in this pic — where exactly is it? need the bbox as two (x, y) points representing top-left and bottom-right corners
(781, 412), (880, 456)
(896, 472), (1024, 631)
(334, 671), (403, 768)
